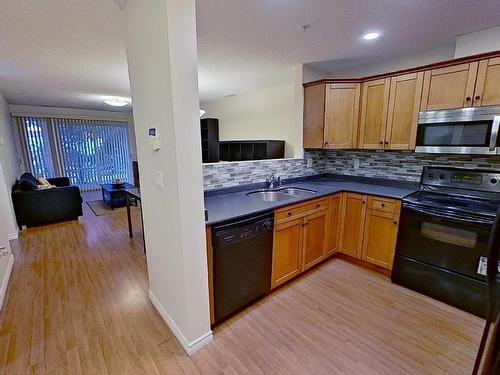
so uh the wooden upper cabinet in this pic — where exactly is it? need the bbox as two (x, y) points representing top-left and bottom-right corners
(272, 218), (304, 288)
(359, 78), (390, 149)
(385, 72), (424, 150)
(302, 210), (328, 271)
(303, 84), (326, 148)
(420, 62), (478, 110)
(324, 83), (360, 149)
(473, 57), (500, 107)
(326, 194), (342, 255)
(339, 193), (367, 259)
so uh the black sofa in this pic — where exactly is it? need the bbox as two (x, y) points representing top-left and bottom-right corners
(11, 173), (83, 228)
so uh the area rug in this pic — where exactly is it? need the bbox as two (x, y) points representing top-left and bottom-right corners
(87, 200), (127, 216)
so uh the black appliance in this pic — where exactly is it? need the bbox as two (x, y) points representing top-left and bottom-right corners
(392, 166), (500, 318)
(473, 206), (500, 374)
(201, 118), (220, 163)
(212, 211), (274, 324)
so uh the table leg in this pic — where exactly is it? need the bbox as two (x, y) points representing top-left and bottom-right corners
(127, 195), (133, 238)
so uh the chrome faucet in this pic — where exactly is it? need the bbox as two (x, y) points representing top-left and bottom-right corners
(265, 174), (281, 190)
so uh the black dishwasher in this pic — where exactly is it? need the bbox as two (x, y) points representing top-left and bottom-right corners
(212, 211), (274, 324)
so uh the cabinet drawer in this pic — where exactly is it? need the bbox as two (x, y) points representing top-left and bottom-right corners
(276, 198), (328, 222)
(368, 196), (400, 214)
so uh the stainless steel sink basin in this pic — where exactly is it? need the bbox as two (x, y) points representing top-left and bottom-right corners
(246, 187), (317, 201)
(277, 187), (317, 196)
(245, 191), (292, 202)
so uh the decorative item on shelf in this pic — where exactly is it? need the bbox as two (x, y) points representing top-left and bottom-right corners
(112, 179), (125, 188)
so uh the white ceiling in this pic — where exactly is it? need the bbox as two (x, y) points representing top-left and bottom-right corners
(1, 1), (500, 110)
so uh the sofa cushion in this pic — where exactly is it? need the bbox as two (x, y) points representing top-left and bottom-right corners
(19, 172), (39, 191)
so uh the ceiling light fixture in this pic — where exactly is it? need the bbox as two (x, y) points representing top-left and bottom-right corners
(103, 97), (129, 107)
(199, 109), (206, 117)
(362, 32), (380, 41)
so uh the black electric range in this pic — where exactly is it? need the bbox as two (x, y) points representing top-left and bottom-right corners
(392, 166), (500, 318)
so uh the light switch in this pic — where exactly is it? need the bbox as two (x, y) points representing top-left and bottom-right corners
(155, 171), (164, 189)
(353, 158), (360, 170)
(0, 136), (5, 145)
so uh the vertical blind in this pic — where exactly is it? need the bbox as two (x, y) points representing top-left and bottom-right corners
(16, 116), (132, 191)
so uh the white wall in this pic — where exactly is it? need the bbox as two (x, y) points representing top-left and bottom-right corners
(455, 26), (500, 58)
(0, 94), (19, 238)
(124, 0), (211, 355)
(326, 44), (455, 78)
(202, 83), (298, 157)
(0, 160), (14, 310)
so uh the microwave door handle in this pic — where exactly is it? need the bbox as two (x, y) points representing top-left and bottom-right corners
(489, 116), (500, 152)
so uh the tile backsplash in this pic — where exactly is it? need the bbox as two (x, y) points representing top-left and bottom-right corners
(202, 150), (325, 190)
(202, 149), (500, 190)
(325, 150), (500, 182)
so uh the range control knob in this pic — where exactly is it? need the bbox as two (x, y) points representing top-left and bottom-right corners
(439, 174), (445, 180)
(428, 173), (434, 179)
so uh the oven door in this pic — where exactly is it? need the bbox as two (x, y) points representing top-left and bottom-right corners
(415, 113), (500, 155)
(392, 203), (491, 317)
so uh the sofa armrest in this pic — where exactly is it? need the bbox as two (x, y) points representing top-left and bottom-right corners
(47, 177), (71, 187)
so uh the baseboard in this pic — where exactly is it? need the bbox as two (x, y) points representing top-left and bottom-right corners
(0, 254), (14, 310)
(7, 231), (18, 240)
(148, 290), (213, 355)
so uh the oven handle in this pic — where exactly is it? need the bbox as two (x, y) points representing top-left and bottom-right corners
(489, 116), (500, 152)
(403, 203), (494, 225)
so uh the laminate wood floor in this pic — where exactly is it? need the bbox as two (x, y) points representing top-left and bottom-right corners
(0, 197), (485, 374)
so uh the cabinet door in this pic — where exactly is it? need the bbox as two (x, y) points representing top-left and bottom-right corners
(272, 218), (304, 288)
(473, 57), (500, 107)
(326, 194), (342, 255)
(361, 210), (399, 270)
(420, 62), (478, 110)
(324, 83), (360, 149)
(359, 78), (390, 149)
(302, 210), (328, 271)
(303, 84), (326, 148)
(385, 72), (424, 150)
(339, 193), (367, 258)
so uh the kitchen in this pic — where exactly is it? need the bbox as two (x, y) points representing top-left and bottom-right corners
(198, 18), (500, 372)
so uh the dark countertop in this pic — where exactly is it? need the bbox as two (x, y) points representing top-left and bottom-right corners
(204, 175), (418, 225)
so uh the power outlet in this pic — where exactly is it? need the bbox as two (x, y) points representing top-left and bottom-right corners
(353, 158), (360, 170)
(306, 158), (313, 168)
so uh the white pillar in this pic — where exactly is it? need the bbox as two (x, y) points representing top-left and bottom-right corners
(124, 0), (212, 354)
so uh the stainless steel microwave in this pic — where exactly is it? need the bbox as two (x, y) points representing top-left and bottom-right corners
(415, 106), (500, 155)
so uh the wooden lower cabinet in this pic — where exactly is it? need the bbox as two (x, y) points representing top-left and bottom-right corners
(272, 218), (304, 287)
(326, 194), (342, 255)
(361, 210), (400, 270)
(272, 199), (329, 288)
(338, 193), (367, 258)
(302, 210), (328, 271)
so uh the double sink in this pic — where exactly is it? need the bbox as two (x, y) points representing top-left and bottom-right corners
(246, 187), (317, 202)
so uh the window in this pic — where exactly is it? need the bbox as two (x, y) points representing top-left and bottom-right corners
(16, 116), (132, 191)
(17, 117), (55, 178)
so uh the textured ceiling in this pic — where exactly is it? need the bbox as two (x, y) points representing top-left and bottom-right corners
(1, 0), (500, 109)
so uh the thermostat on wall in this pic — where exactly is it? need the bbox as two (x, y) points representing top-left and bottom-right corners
(149, 128), (160, 151)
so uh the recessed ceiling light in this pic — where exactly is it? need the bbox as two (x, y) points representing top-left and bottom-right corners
(103, 97), (129, 107)
(199, 109), (206, 117)
(362, 32), (380, 41)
